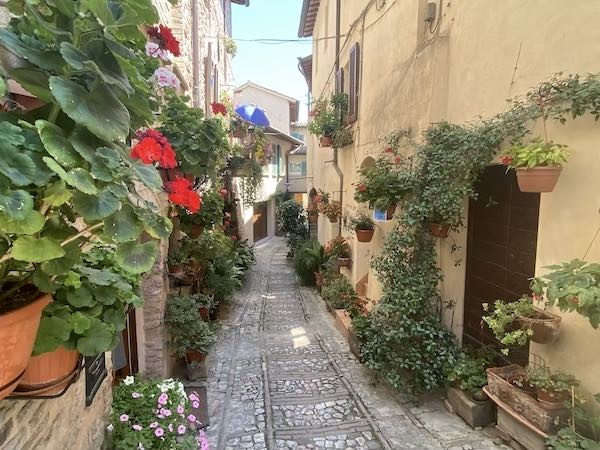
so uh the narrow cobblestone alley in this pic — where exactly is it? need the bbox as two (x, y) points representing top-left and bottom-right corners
(203, 238), (506, 450)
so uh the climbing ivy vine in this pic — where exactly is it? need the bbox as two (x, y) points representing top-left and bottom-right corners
(354, 73), (600, 395)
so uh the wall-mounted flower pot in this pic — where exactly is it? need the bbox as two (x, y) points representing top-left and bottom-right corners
(338, 257), (352, 268)
(198, 306), (210, 320)
(355, 228), (375, 243)
(328, 216), (338, 224)
(386, 204), (397, 219)
(429, 222), (450, 238)
(231, 128), (247, 139)
(15, 347), (80, 396)
(515, 166), (562, 193)
(187, 224), (204, 239)
(168, 264), (183, 274)
(319, 136), (333, 148)
(0, 293), (51, 400)
(516, 308), (561, 344)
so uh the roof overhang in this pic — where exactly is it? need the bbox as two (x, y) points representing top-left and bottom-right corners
(290, 144), (307, 155)
(265, 126), (304, 147)
(298, 0), (320, 38)
(231, 0), (249, 5)
(298, 55), (313, 91)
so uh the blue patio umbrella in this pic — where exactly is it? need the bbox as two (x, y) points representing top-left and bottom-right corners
(234, 104), (270, 127)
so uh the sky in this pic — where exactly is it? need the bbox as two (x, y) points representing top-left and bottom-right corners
(232, 0), (311, 123)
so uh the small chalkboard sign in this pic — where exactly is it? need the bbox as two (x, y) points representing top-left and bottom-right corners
(85, 353), (107, 407)
(373, 209), (387, 221)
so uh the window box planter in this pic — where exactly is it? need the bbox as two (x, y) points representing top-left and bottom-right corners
(515, 166), (562, 193)
(517, 308), (561, 344)
(14, 347), (80, 396)
(446, 385), (496, 429)
(486, 365), (568, 433)
(355, 228), (375, 243)
(429, 222), (450, 238)
(319, 136), (333, 148)
(0, 294), (51, 400)
(338, 257), (352, 269)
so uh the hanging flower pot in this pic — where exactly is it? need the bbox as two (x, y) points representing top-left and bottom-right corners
(0, 293), (51, 401)
(515, 167), (562, 193)
(516, 308), (561, 344)
(328, 215), (338, 224)
(338, 257), (352, 268)
(355, 228), (375, 243)
(429, 222), (450, 238)
(187, 224), (204, 239)
(15, 347), (79, 396)
(320, 136), (333, 148)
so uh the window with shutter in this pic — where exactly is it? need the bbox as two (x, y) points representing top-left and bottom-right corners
(348, 43), (360, 123)
(204, 43), (213, 115)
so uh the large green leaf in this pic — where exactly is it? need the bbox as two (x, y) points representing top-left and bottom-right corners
(103, 307), (126, 332)
(12, 236), (65, 262)
(82, 0), (115, 26)
(131, 162), (163, 190)
(138, 210), (173, 239)
(70, 311), (91, 334)
(72, 190), (120, 221)
(94, 285), (117, 305)
(7, 68), (52, 102)
(0, 189), (33, 220)
(41, 241), (81, 275)
(33, 316), (71, 355)
(43, 180), (72, 206)
(0, 210), (45, 234)
(43, 157), (98, 194)
(115, 241), (157, 274)
(49, 76), (130, 142)
(66, 286), (94, 307)
(104, 205), (141, 243)
(36, 120), (83, 169)
(96, 147), (122, 169)
(0, 144), (37, 185)
(32, 266), (55, 293)
(77, 318), (114, 355)
(125, 0), (158, 23)
(79, 266), (117, 286)
(60, 41), (133, 95)
(0, 29), (64, 71)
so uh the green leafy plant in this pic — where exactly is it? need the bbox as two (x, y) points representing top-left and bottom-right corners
(319, 199), (342, 222)
(547, 427), (599, 450)
(223, 36), (237, 56)
(294, 240), (329, 286)
(346, 211), (375, 231)
(447, 349), (494, 397)
(526, 365), (579, 398)
(531, 259), (600, 328)
(308, 94), (353, 148)
(324, 236), (351, 259)
(110, 376), (207, 450)
(179, 188), (224, 231)
(276, 198), (309, 255)
(500, 137), (568, 168)
(165, 294), (217, 358)
(482, 297), (537, 349)
(321, 276), (364, 317)
(232, 238), (256, 273)
(547, 394), (600, 449)
(238, 158), (263, 206)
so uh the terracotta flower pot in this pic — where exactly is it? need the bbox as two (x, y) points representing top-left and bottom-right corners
(515, 166), (562, 193)
(168, 263), (183, 274)
(15, 347), (79, 396)
(338, 257), (352, 268)
(429, 222), (450, 238)
(328, 216), (338, 224)
(355, 228), (375, 243)
(199, 306), (210, 320)
(386, 204), (397, 219)
(0, 294), (51, 400)
(188, 224), (204, 239)
(186, 350), (207, 363)
(537, 388), (570, 406)
(320, 136), (333, 148)
(517, 308), (561, 344)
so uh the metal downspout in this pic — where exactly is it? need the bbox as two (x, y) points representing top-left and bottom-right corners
(334, 0), (343, 237)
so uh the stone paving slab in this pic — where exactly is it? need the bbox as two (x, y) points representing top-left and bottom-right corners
(203, 238), (508, 450)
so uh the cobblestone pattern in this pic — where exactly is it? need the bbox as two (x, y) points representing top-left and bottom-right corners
(204, 238), (508, 450)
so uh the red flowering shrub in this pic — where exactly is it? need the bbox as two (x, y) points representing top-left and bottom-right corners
(131, 129), (177, 169)
(165, 177), (201, 213)
(147, 25), (181, 57)
(211, 103), (227, 116)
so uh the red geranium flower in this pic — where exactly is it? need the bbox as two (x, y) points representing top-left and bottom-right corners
(384, 147), (394, 154)
(159, 142), (177, 169)
(358, 184), (367, 192)
(131, 129), (178, 169)
(131, 137), (162, 164)
(147, 25), (181, 57)
(219, 188), (228, 198)
(500, 155), (513, 166)
(211, 103), (227, 115)
(165, 176), (201, 213)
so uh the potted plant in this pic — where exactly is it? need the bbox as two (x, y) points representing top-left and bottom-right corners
(293, 240), (329, 286)
(482, 296), (561, 351)
(531, 259), (600, 329)
(308, 98), (338, 147)
(194, 293), (216, 320)
(179, 188), (225, 237)
(354, 152), (413, 218)
(526, 366), (579, 409)
(500, 137), (568, 193)
(446, 350), (496, 428)
(325, 236), (352, 269)
(347, 212), (375, 242)
(168, 254), (187, 274)
(321, 276), (362, 317)
(428, 222), (451, 238)
(224, 36), (237, 57)
(319, 199), (342, 223)
(165, 295), (217, 371)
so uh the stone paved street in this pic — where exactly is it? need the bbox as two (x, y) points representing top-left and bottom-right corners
(203, 238), (507, 450)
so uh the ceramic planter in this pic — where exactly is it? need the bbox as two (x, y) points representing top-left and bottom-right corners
(429, 222), (450, 238)
(355, 228), (375, 243)
(338, 257), (352, 268)
(319, 136), (333, 147)
(516, 308), (561, 344)
(15, 347), (79, 396)
(0, 293), (51, 400)
(515, 166), (562, 193)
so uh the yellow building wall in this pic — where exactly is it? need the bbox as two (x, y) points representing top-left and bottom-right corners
(308, 0), (600, 400)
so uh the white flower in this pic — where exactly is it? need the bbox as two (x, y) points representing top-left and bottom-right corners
(145, 42), (172, 62)
(152, 67), (180, 90)
(137, 443), (145, 450)
(123, 376), (135, 386)
(106, 424), (114, 432)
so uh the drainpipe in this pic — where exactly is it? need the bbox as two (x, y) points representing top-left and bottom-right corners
(333, 0), (343, 237)
(192, 0), (200, 106)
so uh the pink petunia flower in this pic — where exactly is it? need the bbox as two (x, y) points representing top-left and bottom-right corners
(177, 424), (186, 435)
(177, 405), (185, 414)
(160, 408), (172, 417)
(132, 424), (143, 431)
(155, 427), (164, 437)
(168, 423), (174, 432)
(187, 414), (197, 423)
(131, 392), (143, 399)
(158, 393), (168, 405)
(120, 414), (129, 422)
(192, 401), (200, 408)
(189, 392), (199, 402)
(149, 422), (158, 429)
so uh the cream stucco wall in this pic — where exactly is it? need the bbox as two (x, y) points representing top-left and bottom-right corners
(308, 0), (600, 400)
(234, 84), (294, 133)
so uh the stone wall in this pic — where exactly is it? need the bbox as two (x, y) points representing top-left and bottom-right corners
(0, 357), (113, 450)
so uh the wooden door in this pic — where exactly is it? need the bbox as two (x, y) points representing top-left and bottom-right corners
(253, 201), (268, 242)
(463, 165), (540, 359)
